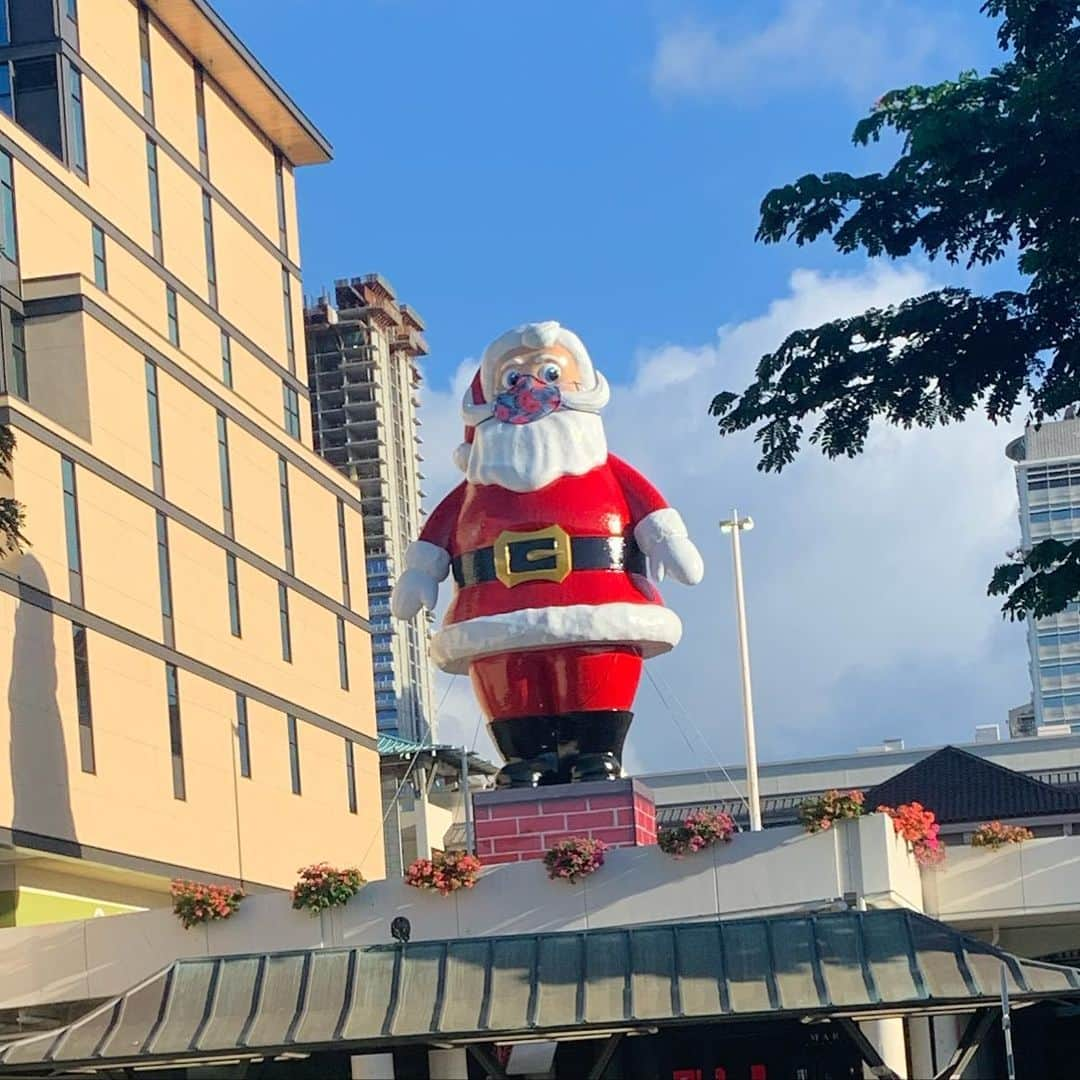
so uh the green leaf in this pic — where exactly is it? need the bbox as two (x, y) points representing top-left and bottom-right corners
(710, 1), (1080, 617)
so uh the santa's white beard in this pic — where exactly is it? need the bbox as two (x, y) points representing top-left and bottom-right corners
(466, 409), (608, 492)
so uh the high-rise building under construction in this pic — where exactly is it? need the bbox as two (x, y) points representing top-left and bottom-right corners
(305, 277), (436, 742)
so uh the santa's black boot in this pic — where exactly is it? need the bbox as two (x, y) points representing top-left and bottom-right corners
(557, 711), (632, 783)
(489, 717), (560, 788)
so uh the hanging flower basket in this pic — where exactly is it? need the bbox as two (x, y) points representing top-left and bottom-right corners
(972, 821), (1034, 850)
(543, 837), (607, 883)
(170, 879), (244, 930)
(291, 863), (365, 914)
(799, 789), (865, 833)
(658, 809), (735, 857)
(877, 802), (945, 866)
(405, 851), (482, 896)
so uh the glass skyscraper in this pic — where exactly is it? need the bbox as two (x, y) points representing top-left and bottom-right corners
(1007, 416), (1080, 732)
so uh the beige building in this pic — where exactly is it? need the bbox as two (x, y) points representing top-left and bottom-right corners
(0, 0), (384, 926)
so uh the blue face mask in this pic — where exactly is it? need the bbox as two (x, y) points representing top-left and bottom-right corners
(493, 373), (562, 425)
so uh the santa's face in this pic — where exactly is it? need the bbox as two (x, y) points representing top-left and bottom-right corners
(466, 350), (609, 493)
(491, 345), (586, 396)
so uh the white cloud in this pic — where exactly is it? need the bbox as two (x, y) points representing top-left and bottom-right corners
(651, 0), (969, 104)
(418, 264), (1029, 776)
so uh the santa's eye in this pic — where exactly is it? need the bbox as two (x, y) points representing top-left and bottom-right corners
(540, 363), (561, 384)
(502, 370), (521, 389)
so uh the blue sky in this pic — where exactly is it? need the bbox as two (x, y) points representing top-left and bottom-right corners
(218, 0), (1032, 773)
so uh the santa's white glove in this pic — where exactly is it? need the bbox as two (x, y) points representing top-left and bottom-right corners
(390, 541), (450, 619)
(634, 509), (704, 586)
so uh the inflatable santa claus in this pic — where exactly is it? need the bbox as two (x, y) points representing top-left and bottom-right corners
(391, 321), (703, 787)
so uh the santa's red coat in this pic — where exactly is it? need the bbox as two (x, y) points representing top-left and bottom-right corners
(419, 455), (683, 674)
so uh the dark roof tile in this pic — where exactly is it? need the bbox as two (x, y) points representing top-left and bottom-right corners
(866, 745), (1080, 823)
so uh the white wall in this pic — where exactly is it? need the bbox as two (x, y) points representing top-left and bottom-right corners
(924, 835), (1080, 923)
(0, 816), (919, 1010)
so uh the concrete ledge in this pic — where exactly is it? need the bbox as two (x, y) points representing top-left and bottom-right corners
(0, 816), (923, 1010)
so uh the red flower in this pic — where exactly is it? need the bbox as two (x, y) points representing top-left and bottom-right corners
(170, 879), (244, 930)
(658, 810), (735, 857)
(799, 790), (865, 834)
(878, 803), (945, 866)
(543, 837), (607, 882)
(406, 851), (482, 895)
(972, 821), (1033, 849)
(291, 864), (365, 914)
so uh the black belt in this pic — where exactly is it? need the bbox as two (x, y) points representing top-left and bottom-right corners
(452, 531), (646, 589)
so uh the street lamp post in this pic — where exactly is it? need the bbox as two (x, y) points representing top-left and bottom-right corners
(719, 509), (763, 832)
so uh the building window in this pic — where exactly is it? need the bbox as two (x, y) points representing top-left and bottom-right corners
(194, 65), (209, 176)
(337, 499), (351, 608)
(345, 738), (357, 814)
(278, 582), (292, 662)
(146, 138), (162, 261)
(66, 0), (78, 22)
(13, 58), (62, 160)
(235, 692), (250, 778)
(216, 411), (233, 537)
(202, 191), (217, 309)
(166, 662), (185, 800)
(165, 285), (179, 346)
(145, 359), (164, 495)
(155, 511), (174, 647)
(287, 714), (301, 795)
(66, 61), (87, 179)
(277, 456), (294, 574)
(0, 64), (11, 118)
(91, 223), (107, 290)
(10, 312), (26, 400)
(274, 151), (287, 251)
(0, 4), (7, 45)
(138, 4), (153, 122)
(72, 623), (94, 773)
(61, 456), (83, 606)
(0, 151), (13, 264)
(283, 383), (300, 439)
(221, 331), (232, 388)
(336, 616), (350, 690)
(226, 551), (241, 637)
(282, 268), (295, 374)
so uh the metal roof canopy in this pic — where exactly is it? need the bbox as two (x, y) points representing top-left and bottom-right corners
(2, 909), (1078, 1075)
(378, 733), (500, 778)
(144, 0), (332, 165)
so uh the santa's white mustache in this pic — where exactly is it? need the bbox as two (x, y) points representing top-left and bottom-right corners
(463, 407), (609, 493)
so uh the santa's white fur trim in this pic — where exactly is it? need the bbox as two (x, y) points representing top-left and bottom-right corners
(430, 602), (682, 674)
(404, 540), (450, 580)
(634, 508), (689, 553)
(453, 442), (471, 472)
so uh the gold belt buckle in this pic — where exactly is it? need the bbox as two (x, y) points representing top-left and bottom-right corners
(493, 525), (572, 588)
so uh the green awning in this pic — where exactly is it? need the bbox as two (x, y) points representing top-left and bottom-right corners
(2, 909), (1078, 1074)
(377, 733), (499, 775)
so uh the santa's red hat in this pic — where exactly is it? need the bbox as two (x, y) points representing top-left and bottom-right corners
(453, 369), (486, 473)
(454, 321), (606, 472)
